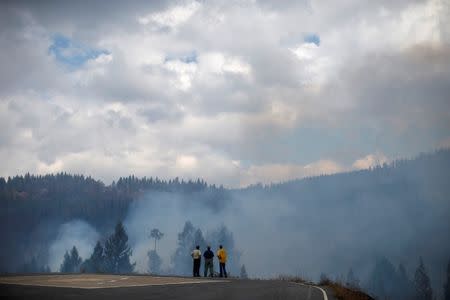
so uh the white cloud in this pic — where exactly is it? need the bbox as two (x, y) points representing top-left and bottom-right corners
(175, 154), (198, 170)
(241, 159), (343, 186)
(164, 59), (198, 90)
(73, 53), (114, 85)
(139, 1), (201, 29)
(0, 0), (448, 187)
(352, 153), (389, 170)
(198, 52), (251, 76)
(222, 57), (252, 75)
(304, 159), (344, 175)
(290, 43), (319, 61)
(289, 42), (333, 85)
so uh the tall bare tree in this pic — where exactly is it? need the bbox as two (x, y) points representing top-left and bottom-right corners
(149, 228), (164, 251)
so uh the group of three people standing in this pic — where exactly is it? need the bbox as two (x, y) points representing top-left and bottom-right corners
(191, 245), (227, 278)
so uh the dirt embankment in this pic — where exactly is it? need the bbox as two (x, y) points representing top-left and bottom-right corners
(326, 282), (374, 300)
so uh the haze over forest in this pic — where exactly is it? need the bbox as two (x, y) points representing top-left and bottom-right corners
(1, 149), (450, 299)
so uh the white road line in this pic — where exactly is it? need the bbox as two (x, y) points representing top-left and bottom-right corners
(79, 280), (228, 289)
(0, 280), (229, 290)
(314, 285), (329, 300)
(294, 282), (328, 300)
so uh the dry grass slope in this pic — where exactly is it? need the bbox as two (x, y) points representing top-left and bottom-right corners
(318, 277), (374, 300)
(327, 282), (374, 300)
(278, 275), (374, 300)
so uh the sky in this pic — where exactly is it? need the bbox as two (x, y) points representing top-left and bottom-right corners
(1, 0), (449, 187)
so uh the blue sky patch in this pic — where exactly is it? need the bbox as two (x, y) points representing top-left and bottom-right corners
(165, 51), (197, 64)
(49, 34), (109, 68)
(304, 33), (320, 46)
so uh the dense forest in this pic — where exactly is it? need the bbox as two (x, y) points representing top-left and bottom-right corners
(0, 174), (230, 271)
(1, 149), (450, 299)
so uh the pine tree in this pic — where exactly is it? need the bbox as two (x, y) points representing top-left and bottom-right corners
(147, 250), (162, 274)
(172, 221), (196, 275)
(193, 229), (207, 251)
(60, 246), (82, 273)
(70, 246), (82, 272)
(346, 268), (360, 289)
(367, 257), (398, 299)
(82, 241), (105, 273)
(206, 225), (240, 273)
(444, 259), (450, 300)
(90, 241), (105, 272)
(104, 222), (135, 274)
(414, 257), (433, 300)
(398, 263), (413, 300)
(240, 264), (248, 279)
(60, 251), (71, 273)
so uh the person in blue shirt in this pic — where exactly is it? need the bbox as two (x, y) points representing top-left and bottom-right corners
(203, 246), (214, 277)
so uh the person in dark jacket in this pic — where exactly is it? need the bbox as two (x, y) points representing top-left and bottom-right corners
(203, 246), (214, 277)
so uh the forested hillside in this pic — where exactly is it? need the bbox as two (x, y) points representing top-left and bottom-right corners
(0, 175), (229, 272)
(1, 149), (450, 299)
(235, 149), (450, 299)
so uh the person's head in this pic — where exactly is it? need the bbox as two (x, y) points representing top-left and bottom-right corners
(196, 245), (200, 250)
(219, 245), (223, 249)
(207, 246), (211, 250)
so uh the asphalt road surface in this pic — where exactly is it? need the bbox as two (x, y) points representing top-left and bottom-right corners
(0, 274), (333, 300)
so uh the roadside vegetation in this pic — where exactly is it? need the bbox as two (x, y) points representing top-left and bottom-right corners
(325, 282), (374, 300)
(279, 274), (374, 300)
(318, 274), (374, 300)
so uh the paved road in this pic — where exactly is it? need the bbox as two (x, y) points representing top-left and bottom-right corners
(0, 275), (331, 300)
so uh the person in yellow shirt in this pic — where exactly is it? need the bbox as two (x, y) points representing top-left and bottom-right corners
(217, 245), (227, 278)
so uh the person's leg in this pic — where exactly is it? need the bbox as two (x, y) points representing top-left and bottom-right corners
(195, 259), (198, 277)
(204, 261), (208, 277)
(194, 259), (199, 276)
(219, 263), (223, 277)
(223, 263), (227, 278)
(210, 261), (214, 277)
(207, 261), (210, 277)
(193, 260), (196, 277)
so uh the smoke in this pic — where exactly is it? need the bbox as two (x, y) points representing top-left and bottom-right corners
(121, 174), (450, 290)
(48, 220), (99, 271)
(124, 192), (230, 273)
(122, 190), (340, 278)
(40, 152), (450, 298)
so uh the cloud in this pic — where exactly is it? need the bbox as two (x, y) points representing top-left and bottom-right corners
(138, 1), (201, 31)
(175, 154), (198, 170)
(352, 153), (389, 170)
(0, 0), (449, 187)
(241, 159), (343, 186)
